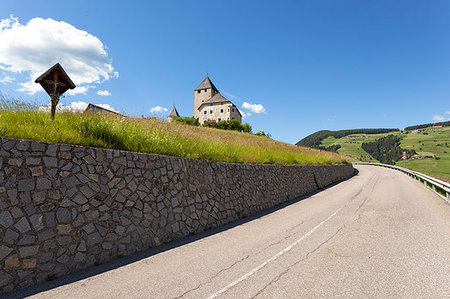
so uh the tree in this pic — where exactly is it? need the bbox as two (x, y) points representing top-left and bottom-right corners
(242, 123), (252, 133)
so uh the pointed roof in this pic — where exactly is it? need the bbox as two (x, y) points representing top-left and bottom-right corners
(84, 103), (123, 117)
(195, 76), (218, 91)
(168, 105), (180, 117)
(35, 63), (76, 96)
(203, 93), (231, 105)
(198, 93), (242, 118)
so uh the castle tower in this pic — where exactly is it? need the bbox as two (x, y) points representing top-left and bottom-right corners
(167, 105), (180, 123)
(194, 76), (218, 119)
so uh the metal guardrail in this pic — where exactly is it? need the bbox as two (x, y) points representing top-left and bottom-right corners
(353, 162), (450, 201)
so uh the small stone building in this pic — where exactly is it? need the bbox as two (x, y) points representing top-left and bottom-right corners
(84, 103), (123, 117)
(167, 105), (180, 123)
(194, 76), (242, 125)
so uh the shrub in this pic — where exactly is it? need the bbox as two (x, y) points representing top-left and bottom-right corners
(173, 116), (199, 126)
(203, 119), (252, 133)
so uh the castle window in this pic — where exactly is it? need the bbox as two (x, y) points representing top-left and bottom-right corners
(210, 104), (213, 106)
(197, 90), (200, 93)
(232, 117), (235, 120)
(220, 109), (223, 113)
(210, 110), (213, 114)
(232, 108), (235, 112)
(204, 110), (207, 114)
(218, 118), (221, 121)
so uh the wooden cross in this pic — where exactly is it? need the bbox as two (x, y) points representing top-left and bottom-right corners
(35, 63), (76, 120)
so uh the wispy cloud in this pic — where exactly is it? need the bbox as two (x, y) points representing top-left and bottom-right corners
(240, 110), (252, 118)
(0, 75), (13, 84)
(432, 114), (447, 122)
(150, 106), (168, 113)
(97, 90), (111, 96)
(221, 91), (266, 115)
(222, 91), (241, 102)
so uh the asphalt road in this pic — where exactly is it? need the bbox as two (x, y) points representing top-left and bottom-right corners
(15, 165), (450, 298)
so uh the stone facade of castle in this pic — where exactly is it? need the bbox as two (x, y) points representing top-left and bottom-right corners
(194, 76), (242, 125)
(167, 76), (242, 125)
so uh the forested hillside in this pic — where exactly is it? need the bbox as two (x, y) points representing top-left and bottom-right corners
(361, 135), (415, 165)
(296, 128), (400, 149)
(404, 120), (450, 131)
(298, 126), (449, 181)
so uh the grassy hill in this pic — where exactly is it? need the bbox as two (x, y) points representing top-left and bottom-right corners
(0, 106), (349, 166)
(300, 125), (450, 181)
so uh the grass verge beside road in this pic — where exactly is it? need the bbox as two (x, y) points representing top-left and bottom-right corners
(0, 108), (349, 166)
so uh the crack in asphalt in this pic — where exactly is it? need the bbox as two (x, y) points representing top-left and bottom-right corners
(251, 226), (345, 298)
(177, 175), (374, 298)
(173, 254), (251, 299)
(173, 222), (306, 298)
(251, 175), (378, 298)
(352, 175), (378, 223)
(327, 248), (351, 258)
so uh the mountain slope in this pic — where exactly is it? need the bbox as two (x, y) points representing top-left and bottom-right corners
(297, 123), (450, 181)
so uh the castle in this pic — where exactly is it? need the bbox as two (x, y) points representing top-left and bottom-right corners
(168, 76), (242, 125)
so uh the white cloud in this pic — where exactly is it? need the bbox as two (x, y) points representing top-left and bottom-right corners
(0, 15), (117, 94)
(39, 101), (88, 112)
(446, 111), (450, 115)
(95, 103), (118, 112)
(38, 101), (118, 113)
(432, 115), (447, 122)
(242, 101), (266, 114)
(66, 85), (94, 96)
(0, 75), (13, 84)
(150, 106), (168, 113)
(240, 110), (252, 118)
(97, 90), (111, 96)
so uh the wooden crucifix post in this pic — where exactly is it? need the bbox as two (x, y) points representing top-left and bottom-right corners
(35, 63), (76, 120)
(50, 69), (59, 120)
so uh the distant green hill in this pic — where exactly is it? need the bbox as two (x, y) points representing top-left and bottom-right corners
(404, 120), (450, 131)
(296, 128), (399, 148)
(296, 123), (450, 181)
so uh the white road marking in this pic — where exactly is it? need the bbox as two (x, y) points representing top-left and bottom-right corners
(207, 174), (376, 299)
(206, 196), (360, 298)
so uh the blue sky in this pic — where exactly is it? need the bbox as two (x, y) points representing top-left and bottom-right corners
(0, 1), (449, 144)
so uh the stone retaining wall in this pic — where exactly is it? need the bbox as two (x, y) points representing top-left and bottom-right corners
(0, 136), (354, 293)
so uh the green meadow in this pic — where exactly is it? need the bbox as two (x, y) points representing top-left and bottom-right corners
(319, 127), (450, 181)
(396, 127), (450, 180)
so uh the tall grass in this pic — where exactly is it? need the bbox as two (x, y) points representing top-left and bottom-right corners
(0, 100), (349, 165)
